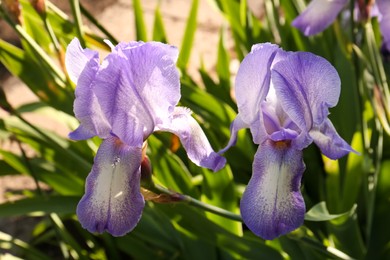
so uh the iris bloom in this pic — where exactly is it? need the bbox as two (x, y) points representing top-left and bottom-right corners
(292, 0), (390, 50)
(221, 43), (355, 240)
(66, 38), (225, 236)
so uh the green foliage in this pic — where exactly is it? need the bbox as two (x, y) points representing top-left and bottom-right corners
(0, 0), (389, 259)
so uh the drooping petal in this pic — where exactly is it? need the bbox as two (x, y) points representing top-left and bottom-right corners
(292, 0), (348, 36)
(76, 136), (145, 236)
(240, 140), (305, 240)
(309, 118), (356, 160)
(377, 0), (390, 51)
(93, 41), (180, 147)
(272, 51), (341, 133)
(157, 107), (226, 172)
(234, 43), (280, 143)
(66, 38), (111, 140)
(219, 114), (248, 154)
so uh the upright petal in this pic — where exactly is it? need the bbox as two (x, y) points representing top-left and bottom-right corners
(93, 42), (180, 147)
(292, 0), (348, 36)
(310, 118), (356, 160)
(65, 38), (99, 84)
(66, 38), (111, 140)
(240, 140), (305, 240)
(235, 43), (280, 142)
(377, 0), (390, 51)
(76, 136), (145, 236)
(272, 51), (341, 132)
(157, 107), (226, 172)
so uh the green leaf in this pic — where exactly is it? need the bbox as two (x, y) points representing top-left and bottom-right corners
(177, 0), (199, 69)
(0, 231), (51, 260)
(198, 166), (242, 236)
(0, 196), (79, 217)
(132, 0), (148, 41)
(155, 203), (283, 259)
(152, 5), (167, 43)
(148, 135), (198, 197)
(0, 39), (73, 114)
(305, 202), (355, 222)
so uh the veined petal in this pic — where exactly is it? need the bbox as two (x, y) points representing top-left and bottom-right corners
(77, 136), (145, 236)
(272, 51), (341, 132)
(310, 118), (356, 160)
(377, 0), (390, 50)
(219, 114), (248, 154)
(240, 140), (305, 240)
(292, 0), (348, 36)
(157, 107), (226, 172)
(93, 42), (180, 147)
(65, 38), (99, 84)
(235, 43), (280, 126)
(66, 38), (111, 140)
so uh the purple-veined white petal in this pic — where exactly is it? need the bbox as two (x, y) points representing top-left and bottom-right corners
(377, 0), (390, 51)
(310, 118), (357, 160)
(93, 42), (180, 147)
(292, 0), (348, 36)
(272, 51), (341, 132)
(219, 114), (248, 154)
(157, 107), (226, 172)
(235, 43), (280, 143)
(240, 140), (305, 240)
(66, 38), (111, 140)
(76, 136), (145, 236)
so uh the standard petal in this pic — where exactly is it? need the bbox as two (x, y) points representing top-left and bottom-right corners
(235, 43), (280, 126)
(76, 136), (145, 236)
(292, 0), (348, 36)
(309, 118), (356, 160)
(234, 43), (281, 144)
(377, 0), (390, 50)
(272, 51), (341, 132)
(93, 42), (180, 147)
(240, 140), (305, 240)
(65, 38), (99, 84)
(67, 39), (111, 140)
(219, 114), (248, 154)
(157, 107), (226, 172)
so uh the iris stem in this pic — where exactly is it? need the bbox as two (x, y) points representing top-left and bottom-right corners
(150, 183), (243, 222)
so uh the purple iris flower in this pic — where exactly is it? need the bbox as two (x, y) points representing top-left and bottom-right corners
(220, 43), (355, 240)
(65, 38), (226, 236)
(292, 0), (390, 50)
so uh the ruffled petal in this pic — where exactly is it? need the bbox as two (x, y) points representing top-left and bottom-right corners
(76, 136), (145, 236)
(240, 140), (305, 240)
(66, 38), (111, 140)
(219, 114), (248, 154)
(157, 107), (226, 172)
(377, 0), (390, 50)
(65, 38), (99, 84)
(292, 0), (348, 36)
(272, 51), (341, 131)
(93, 41), (180, 147)
(235, 43), (280, 126)
(310, 118), (356, 160)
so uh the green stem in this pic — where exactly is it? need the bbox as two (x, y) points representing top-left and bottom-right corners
(150, 183), (243, 222)
(69, 0), (86, 48)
